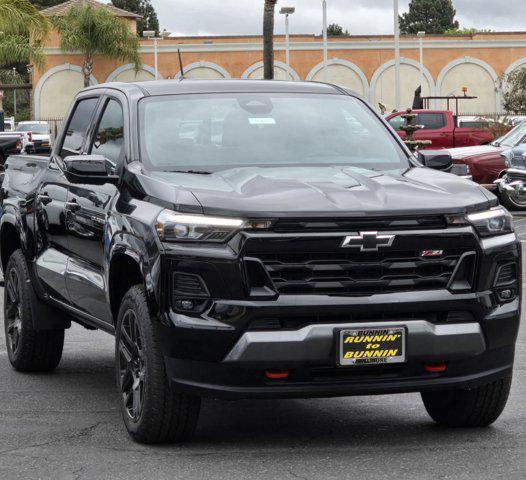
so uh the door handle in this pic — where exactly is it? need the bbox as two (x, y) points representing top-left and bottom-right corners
(65, 199), (81, 212)
(37, 193), (52, 206)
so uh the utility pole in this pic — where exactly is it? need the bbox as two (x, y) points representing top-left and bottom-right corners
(12, 68), (17, 116)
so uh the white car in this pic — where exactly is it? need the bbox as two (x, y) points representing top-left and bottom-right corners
(16, 121), (52, 153)
(3, 117), (15, 132)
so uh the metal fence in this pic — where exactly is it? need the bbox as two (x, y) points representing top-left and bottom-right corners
(40, 117), (64, 144)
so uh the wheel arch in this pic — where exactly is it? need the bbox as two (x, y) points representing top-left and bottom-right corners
(0, 219), (22, 273)
(108, 250), (145, 323)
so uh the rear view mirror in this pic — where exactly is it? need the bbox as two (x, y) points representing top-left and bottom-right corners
(417, 150), (453, 172)
(63, 155), (118, 184)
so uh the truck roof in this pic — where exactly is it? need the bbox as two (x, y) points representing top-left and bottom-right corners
(88, 78), (345, 97)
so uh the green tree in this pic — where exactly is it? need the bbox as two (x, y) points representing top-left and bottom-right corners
(327, 23), (349, 36)
(399, 0), (459, 34)
(263, 0), (277, 80)
(28, 0), (63, 8)
(52, 4), (141, 88)
(112, 0), (159, 37)
(0, 0), (49, 68)
(503, 69), (526, 114)
(444, 27), (494, 35)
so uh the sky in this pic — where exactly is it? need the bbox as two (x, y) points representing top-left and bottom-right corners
(145, 0), (526, 37)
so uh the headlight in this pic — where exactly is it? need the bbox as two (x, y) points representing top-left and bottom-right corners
(466, 207), (513, 237)
(156, 210), (245, 242)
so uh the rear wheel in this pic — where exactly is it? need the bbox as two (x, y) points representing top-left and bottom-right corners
(421, 376), (512, 427)
(116, 285), (201, 444)
(4, 249), (64, 372)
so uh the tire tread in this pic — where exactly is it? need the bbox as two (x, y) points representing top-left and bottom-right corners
(4, 250), (64, 373)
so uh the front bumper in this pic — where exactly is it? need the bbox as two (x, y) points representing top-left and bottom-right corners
(224, 320), (486, 364)
(156, 230), (521, 399)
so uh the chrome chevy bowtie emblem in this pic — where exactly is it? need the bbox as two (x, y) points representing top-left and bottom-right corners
(342, 231), (395, 252)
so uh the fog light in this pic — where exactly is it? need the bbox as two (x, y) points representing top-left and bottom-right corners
(500, 289), (513, 300)
(175, 299), (195, 311)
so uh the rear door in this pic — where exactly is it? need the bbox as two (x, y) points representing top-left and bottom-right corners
(65, 93), (126, 323)
(35, 95), (101, 302)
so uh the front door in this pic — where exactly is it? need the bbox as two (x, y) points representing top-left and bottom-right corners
(35, 96), (101, 302)
(65, 96), (125, 323)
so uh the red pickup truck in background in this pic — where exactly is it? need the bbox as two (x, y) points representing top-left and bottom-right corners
(386, 110), (494, 149)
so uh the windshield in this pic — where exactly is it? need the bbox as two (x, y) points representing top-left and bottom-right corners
(16, 123), (49, 134)
(138, 93), (409, 172)
(496, 122), (526, 147)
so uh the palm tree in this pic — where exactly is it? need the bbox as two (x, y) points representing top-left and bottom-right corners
(0, 0), (49, 68)
(52, 4), (141, 88)
(263, 0), (277, 80)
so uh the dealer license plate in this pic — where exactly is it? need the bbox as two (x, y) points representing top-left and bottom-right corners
(338, 326), (406, 366)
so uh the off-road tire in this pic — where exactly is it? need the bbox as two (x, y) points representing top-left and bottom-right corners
(115, 285), (201, 444)
(421, 376), (512, 427)
(3, 249), (64, 372)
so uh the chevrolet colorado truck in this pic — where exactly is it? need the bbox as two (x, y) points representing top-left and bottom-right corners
(1, 80), (521, 444)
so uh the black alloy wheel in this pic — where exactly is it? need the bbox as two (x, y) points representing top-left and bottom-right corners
(5, 266), (22, 355)
(118, 309), (145, 423)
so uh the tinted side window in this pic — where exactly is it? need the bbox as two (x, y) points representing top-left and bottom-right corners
(90, 99), (125, 165)
(61, 98), (99, 157)
(417, 113), (446, 130)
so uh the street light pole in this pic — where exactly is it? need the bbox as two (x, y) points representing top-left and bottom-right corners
(143, 29), (171, 80)
(393, 0), (401, 110)
(322, 0), (328, 82)
(417, 31), (426, 92)
(280, 7), (295, 71)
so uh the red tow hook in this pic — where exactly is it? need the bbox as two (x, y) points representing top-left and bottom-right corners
(424, 362), (447, 373)
(265, 369), (290, 379)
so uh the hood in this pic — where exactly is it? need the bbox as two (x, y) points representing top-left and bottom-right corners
(445, 144), (503, 160)
(145, 166), (493, 217)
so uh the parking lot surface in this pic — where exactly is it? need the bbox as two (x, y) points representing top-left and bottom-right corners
(0, 216), (525, 480)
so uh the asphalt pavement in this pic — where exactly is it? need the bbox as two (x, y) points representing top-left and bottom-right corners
(0, 217), (525, 480)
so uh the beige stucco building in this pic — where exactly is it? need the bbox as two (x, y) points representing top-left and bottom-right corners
(35, 0), (526, 119)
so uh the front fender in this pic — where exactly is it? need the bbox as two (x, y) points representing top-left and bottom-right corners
(106, 229), (164, 319)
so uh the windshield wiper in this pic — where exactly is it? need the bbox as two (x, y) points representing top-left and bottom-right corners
(168, 170), (212, 175)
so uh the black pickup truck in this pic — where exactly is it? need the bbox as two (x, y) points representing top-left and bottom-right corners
(0, 133), (23, 163)
(1, 80), (521, 444)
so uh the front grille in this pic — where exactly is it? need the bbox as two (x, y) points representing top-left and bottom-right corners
(252, 249), (466, 295)
(507, 171), (526, 183)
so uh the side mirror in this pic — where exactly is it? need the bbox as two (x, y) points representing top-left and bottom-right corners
(63, 155), (119, 184)
(417, 150), (453, 172)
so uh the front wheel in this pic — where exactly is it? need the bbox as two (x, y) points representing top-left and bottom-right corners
(115, 285), (201, 444)
(421, 376), (512, 427)
(499, 187), (526, 210)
